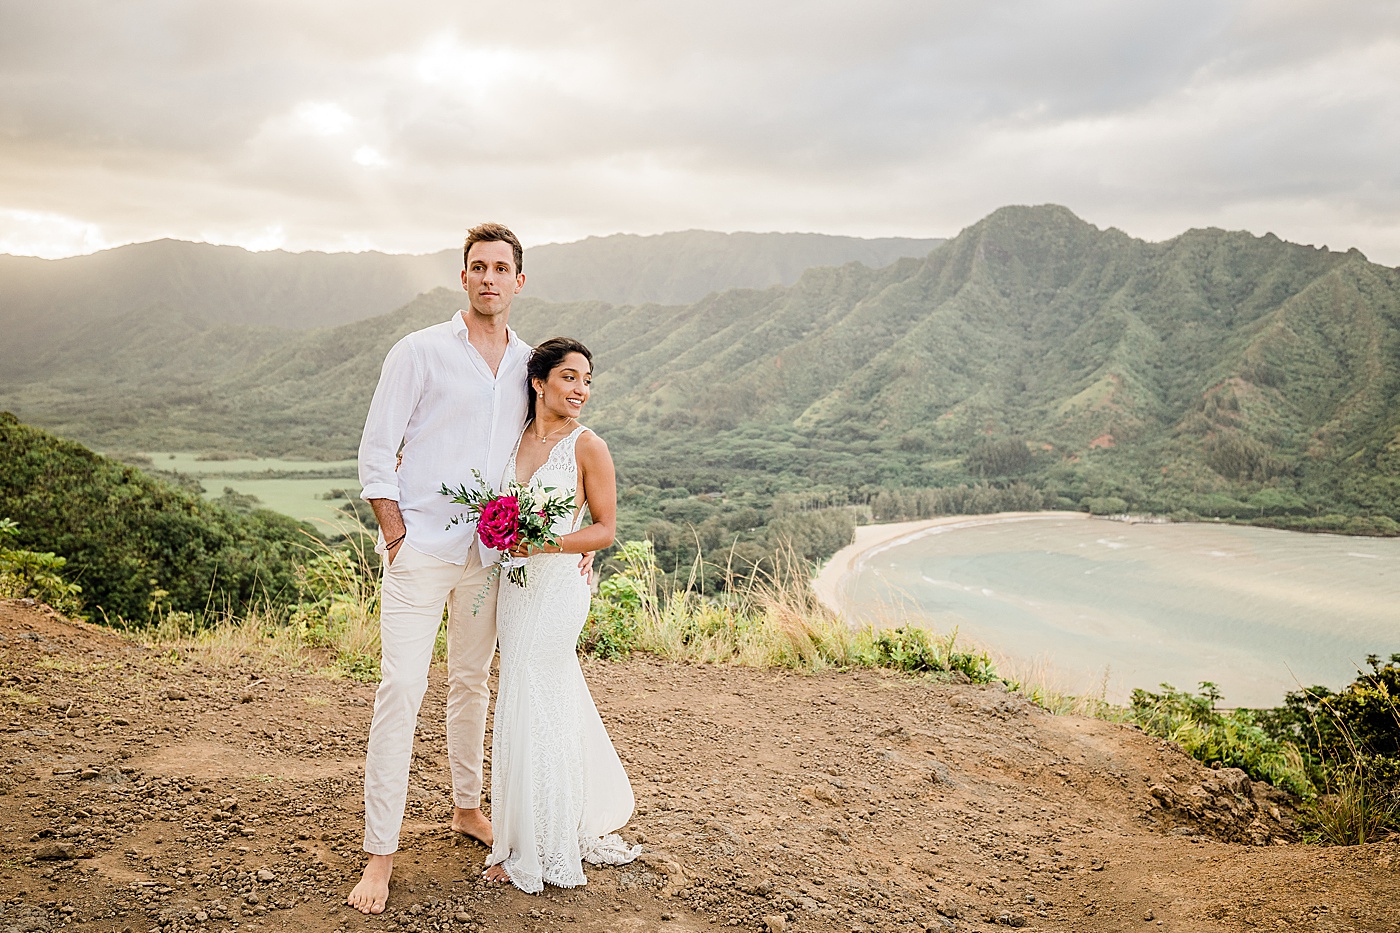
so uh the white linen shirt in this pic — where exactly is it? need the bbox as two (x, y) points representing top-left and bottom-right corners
(358, 310), (532, 566)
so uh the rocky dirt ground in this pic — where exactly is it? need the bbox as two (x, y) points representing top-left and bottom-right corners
(2, 600), (1398, 933)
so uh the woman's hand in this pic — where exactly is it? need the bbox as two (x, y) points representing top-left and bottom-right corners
(509, 540), (560, 559)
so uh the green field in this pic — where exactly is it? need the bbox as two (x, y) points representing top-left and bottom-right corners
(139, 452), (361, 531)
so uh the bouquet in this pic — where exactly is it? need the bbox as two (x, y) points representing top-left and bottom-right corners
(441, 470), (577, 612)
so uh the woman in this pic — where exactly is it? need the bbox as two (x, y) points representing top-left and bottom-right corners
(483, 336), (640, 892)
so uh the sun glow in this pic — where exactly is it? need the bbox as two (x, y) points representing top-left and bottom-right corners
(0, 208), (110, 258)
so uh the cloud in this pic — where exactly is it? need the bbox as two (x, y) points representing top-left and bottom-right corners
(0, 208), (111, 259)
(0, 0), (1397, 263)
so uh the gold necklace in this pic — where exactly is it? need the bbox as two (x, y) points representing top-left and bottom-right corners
(532, 418), (576, 444)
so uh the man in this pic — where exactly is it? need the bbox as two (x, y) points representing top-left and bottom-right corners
(347, 223), (589, 914)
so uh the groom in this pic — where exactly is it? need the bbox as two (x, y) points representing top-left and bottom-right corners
(348, 223), (589, 914)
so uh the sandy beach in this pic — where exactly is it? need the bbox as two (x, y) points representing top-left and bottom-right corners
(812, 510), (1090, 617)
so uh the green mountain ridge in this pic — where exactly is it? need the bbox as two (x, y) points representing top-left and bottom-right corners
(3, 204), (1397, 531)
(0, 230), (943, 378)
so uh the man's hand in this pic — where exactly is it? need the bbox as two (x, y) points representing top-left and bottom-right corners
(577, 551), (595, 584)
(368, 498), (407, 567)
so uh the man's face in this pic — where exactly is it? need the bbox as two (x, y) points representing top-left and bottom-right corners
(461, 240), (525, 318)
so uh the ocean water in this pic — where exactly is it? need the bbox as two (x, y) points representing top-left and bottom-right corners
(841, 516), (1400, 707)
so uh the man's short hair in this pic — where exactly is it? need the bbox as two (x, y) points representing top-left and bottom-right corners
(463, 222), (523, 275)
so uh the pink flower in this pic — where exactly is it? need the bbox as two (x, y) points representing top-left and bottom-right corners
(477, 496), (520, 551)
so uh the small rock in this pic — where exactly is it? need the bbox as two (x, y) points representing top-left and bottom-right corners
(763, 916), (786, 933)
(164, 689), (187, 701)
(35, 842), (86, 860)
(256, 868), (276, 882)
(454, 913), (470, 923)
(245, 893), (260, 906)
(1145, 910), (1155, 921)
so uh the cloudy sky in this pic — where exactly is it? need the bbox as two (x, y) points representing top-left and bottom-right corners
(2, 1), (1398, 263)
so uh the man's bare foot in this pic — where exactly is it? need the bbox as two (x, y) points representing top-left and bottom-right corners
(347, 853), (393, 915)
(482, 863), (511, 884)
(452, 806), (493, 846)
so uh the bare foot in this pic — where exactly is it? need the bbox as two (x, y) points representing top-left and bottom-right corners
(347, 853), (392, 914)
(482, 863), (511, 884)
(452, 806), (493, 846)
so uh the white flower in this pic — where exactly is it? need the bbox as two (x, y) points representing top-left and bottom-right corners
(531, 482), (574, 508)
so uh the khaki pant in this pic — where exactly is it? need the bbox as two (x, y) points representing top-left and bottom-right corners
(363, 542), (498, 855)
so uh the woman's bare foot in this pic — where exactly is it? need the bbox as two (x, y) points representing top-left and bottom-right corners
(347, 853), (393, 914)
(452, 806), (493, 846)
(482, 864), (511, 884)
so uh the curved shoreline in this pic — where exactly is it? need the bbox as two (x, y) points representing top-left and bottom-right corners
(812, 510), (1090, 617)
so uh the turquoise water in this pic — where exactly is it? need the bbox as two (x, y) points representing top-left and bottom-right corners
(842, 516), (1400, 706)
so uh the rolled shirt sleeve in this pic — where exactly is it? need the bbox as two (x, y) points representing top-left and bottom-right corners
(359, 335), (422, 504)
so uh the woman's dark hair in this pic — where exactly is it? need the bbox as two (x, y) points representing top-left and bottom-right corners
(526, 337), (593, 424)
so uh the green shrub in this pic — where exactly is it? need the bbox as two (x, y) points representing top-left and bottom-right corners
(0, 518), (84, 615)
(1258, 654), (1400, 840)
(1127, 682), (1311, 796)
(870, 626), (942, 672)
(579, 601), (639, 661)
(1083, 496), (1129, 515)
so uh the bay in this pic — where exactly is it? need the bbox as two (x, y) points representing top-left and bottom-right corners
(840, 515), (1400, 707)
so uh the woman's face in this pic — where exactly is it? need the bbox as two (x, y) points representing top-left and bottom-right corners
(535, 351), (592, 420)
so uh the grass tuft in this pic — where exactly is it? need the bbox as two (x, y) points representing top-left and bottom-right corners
(1303, 766), (1400, 846)
(579, 541), (1003, 682)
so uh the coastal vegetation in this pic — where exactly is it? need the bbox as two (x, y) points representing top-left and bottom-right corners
(3, 206), (1398, 592)
(128, 529), (1400, 846)
(7, 423), (1391, 844)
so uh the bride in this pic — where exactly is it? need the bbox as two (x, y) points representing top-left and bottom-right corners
(483, 336), (640, 892)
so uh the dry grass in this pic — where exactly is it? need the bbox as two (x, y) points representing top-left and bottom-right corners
(138, 538), (1102, 709)
(993, 654), (1118, 717)
(586, 542), (1002, 682)
(1305, 767), (1400, 846)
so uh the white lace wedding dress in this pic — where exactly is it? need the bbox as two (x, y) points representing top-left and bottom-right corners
(486, 424), (640, 893)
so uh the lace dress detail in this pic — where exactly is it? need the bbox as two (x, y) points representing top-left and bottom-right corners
(487, 425), (640, 893)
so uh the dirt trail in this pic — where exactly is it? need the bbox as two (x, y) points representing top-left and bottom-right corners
(1, 600), (1397, 933)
